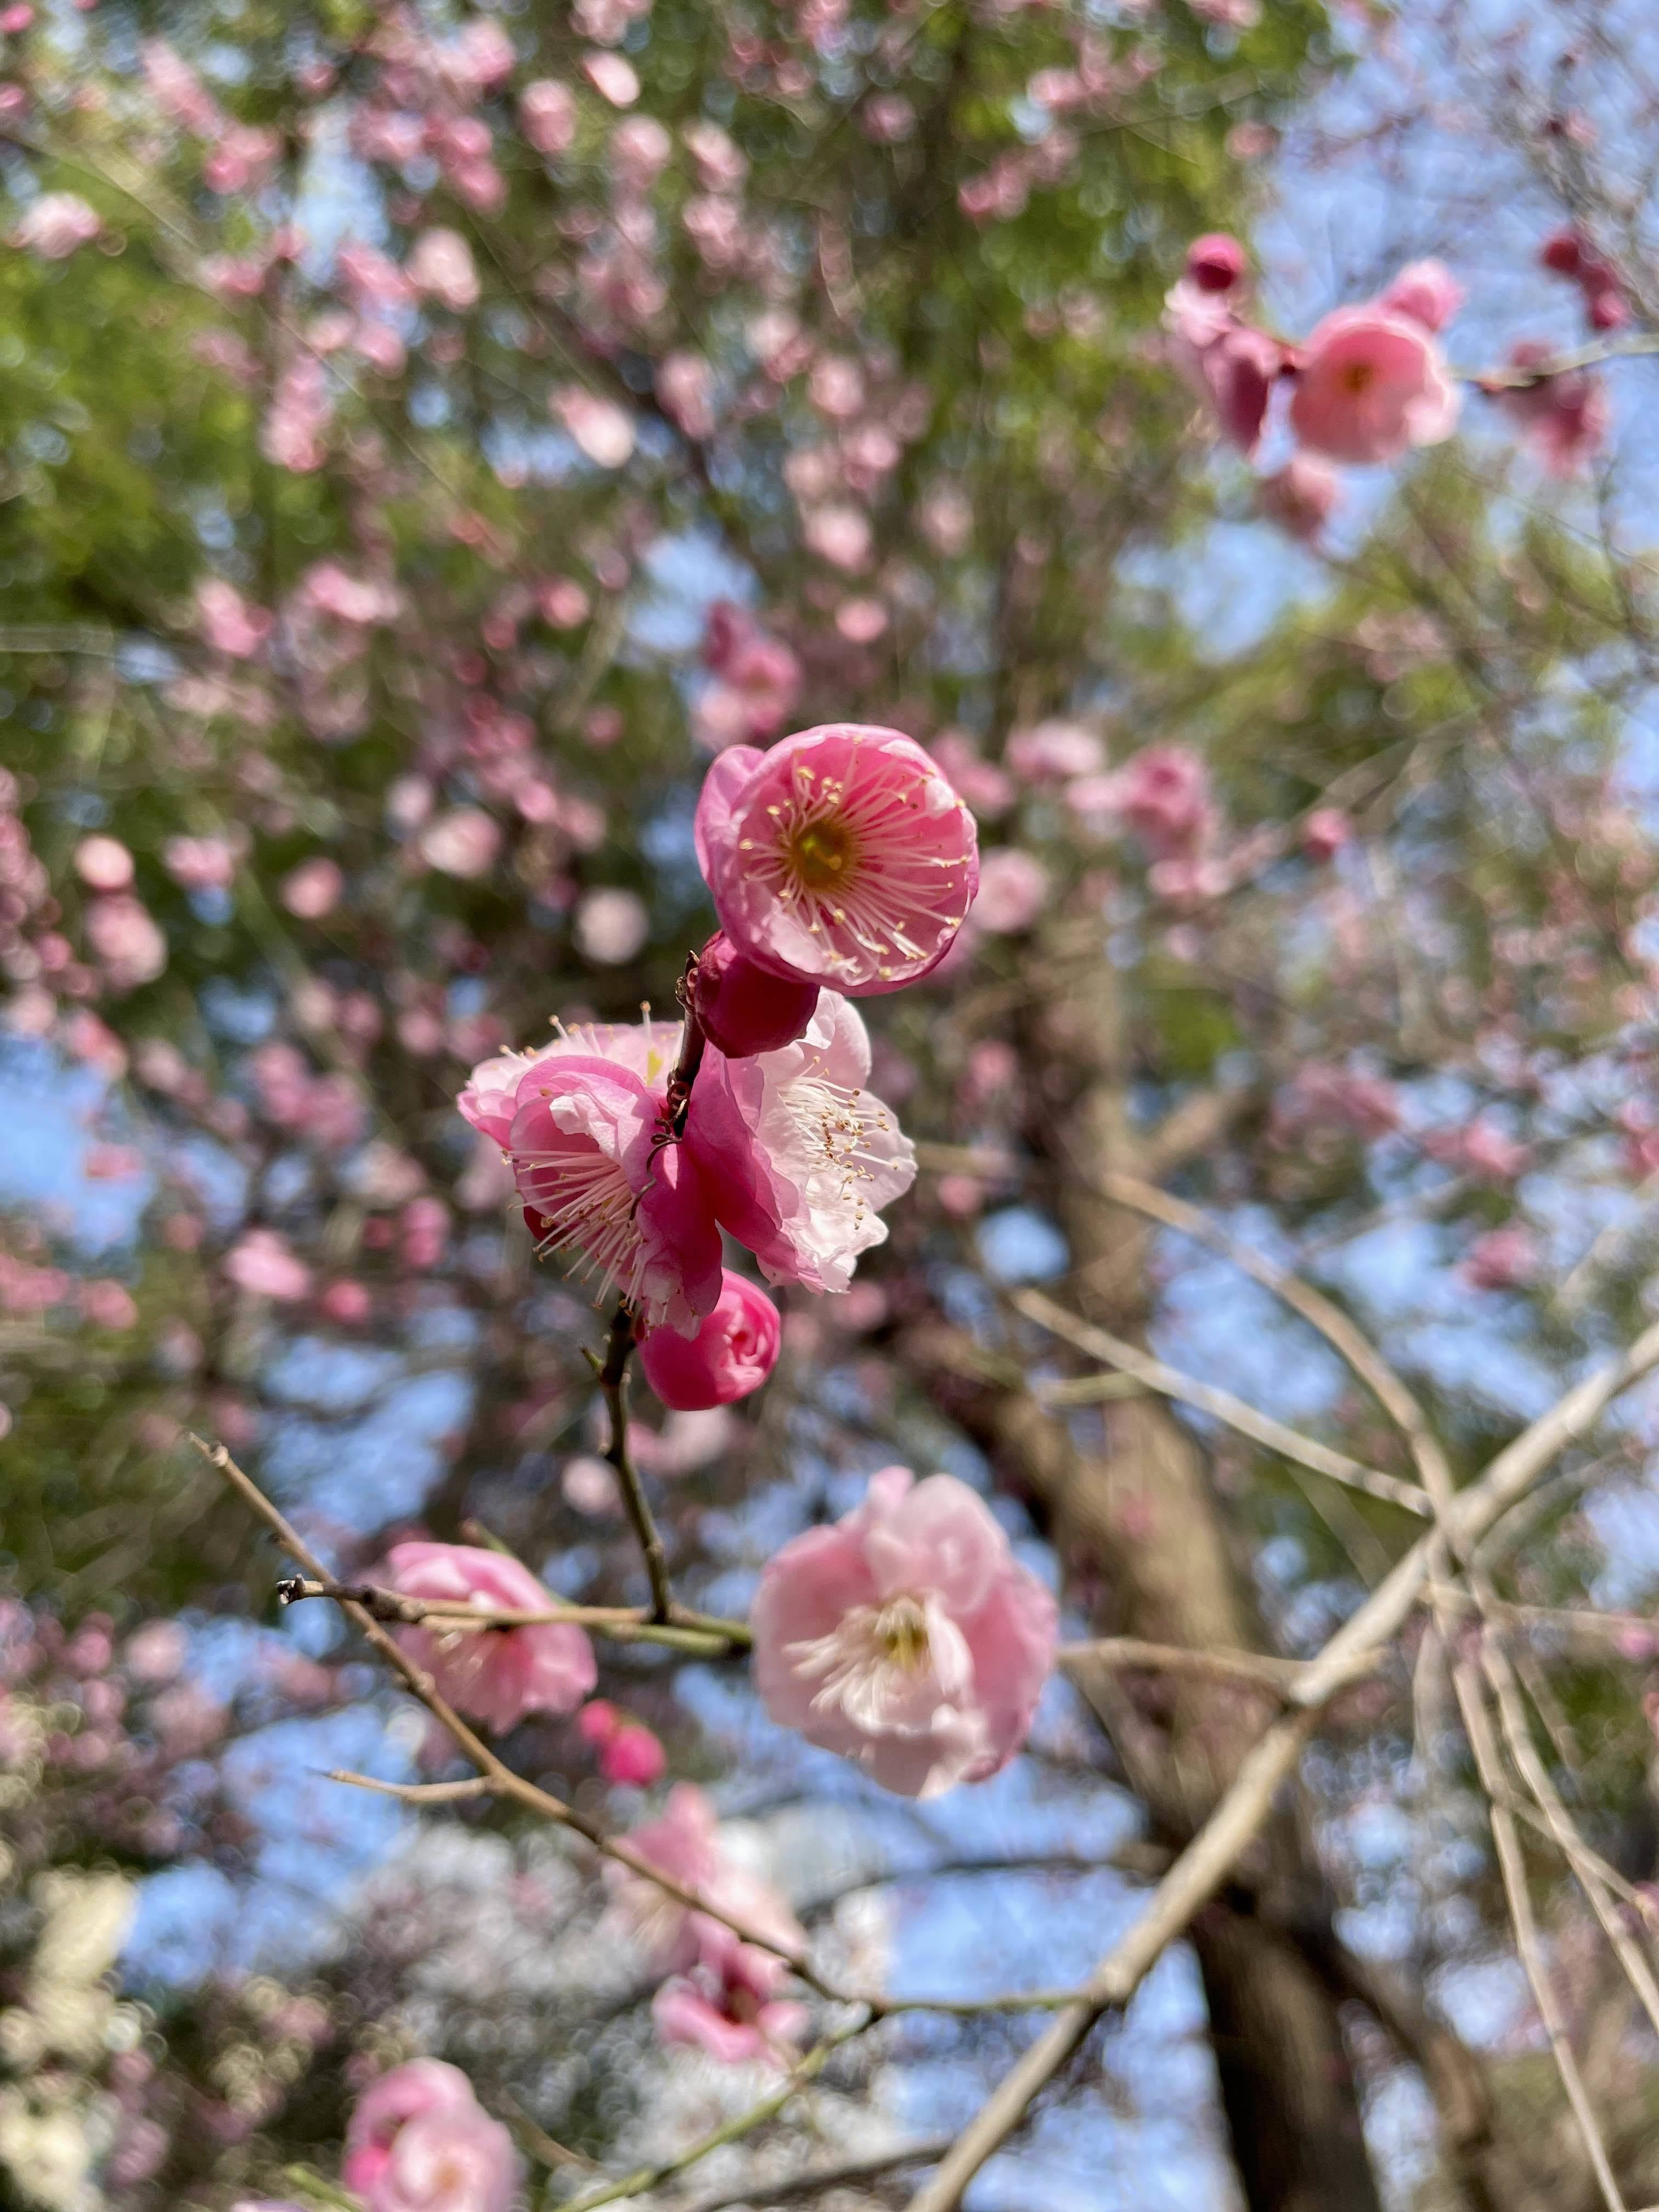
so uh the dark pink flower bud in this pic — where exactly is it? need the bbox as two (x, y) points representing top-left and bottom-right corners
(639, 1269), (780, 1409)
(1185, 232), (1245, 293)
(1540, 227), (1583, 276)
(1587, 285), (1628, 330)
(601, 1722), (667, 1785)
(578, 1699), (620, 1745)
(691, 933), (818, 1057)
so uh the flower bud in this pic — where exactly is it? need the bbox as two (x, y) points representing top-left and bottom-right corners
(639, 1268), (780, 1409)
(691, 932), (818, 1056)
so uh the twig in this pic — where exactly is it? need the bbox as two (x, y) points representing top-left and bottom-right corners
(596, 1301), (673, 1622)
(1059, 1635), (1324, 1695)
(1012, 1288), (1432, 1517)
(327, 1771), (492, 1805)
(674, 2137), (953, 2212)
(277, 1575), (749, 1656)
(903, 1317), (1659, 2212)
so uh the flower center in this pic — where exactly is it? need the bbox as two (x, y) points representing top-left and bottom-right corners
(873, 1594), (930, 1669)
(1339, 360), (1374, 396)
(786, 1594), (936, 1729)
(788, 815), (856, 891)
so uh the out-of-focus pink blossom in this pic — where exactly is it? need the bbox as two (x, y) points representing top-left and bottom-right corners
(652, 1975), (808, 2067)
(142, 41), (222, 135)
(683, 118), (747, 190)
(639, 1268), (780, 1409)
(464, 1019), (723, 1334)
(582, 50), (640, 106)
(197, 578), (273, 658)
(14, 191), (100, 258)
(800, 502), (872, 571)
(573, 885), (649, 965)
(1462, 1224), (1538, 1290)
(861, 92), (916, 142)
(203, 123), (280, 196)
(694, 726), (979, 994)
(74, 836), (135, 892)
(656, 348), (716, 439)
(684, 993), (916, 1292)
(300, 562), (404, 626)
(1378, 258), (1464, 333)
(1429, 1118), (1530, 1184)
(419, 809), (501, 880)
(1290, 304), (1460, 465)
(320, 1278), (371, 1325)
(629, 1407), (735, 1479)
(601, 1720), (667, 1785)
(85, 895), (167, 988)
(1006, 720), (1103, 782)
(224, 1229), (312, 1302)
(343, 2060), (518, 2212)
(691, 932), (817, 1058)
(521, 78), (578, 155)
(1258, 453), (1340, 542)
(1164, 278), (1284, 456)
(80, 1279), (138, 1330)
(972, 848), (1049, 934)
(1115, 744), (1213, 860)
(124, 1620), (185, 1683)
(1302, 808), (1352, 861)
(751, 1466), (1057, 1797)
(385, 1543), (596, 1731)
(1275, 1063), (1401, 1142)
(610, 113), (672, 194)
(563, 1454), (623, 1515)
(927, 732), (1012, 819)
(280, 857), (344, 919)
(407, 227), (479, 312)
(554, 387), (636, 469)
(1495, 343), (1610, 477)
(835, 596), (888, 644)
(537, 577), (591, 629)
(261, 358), (332, 472)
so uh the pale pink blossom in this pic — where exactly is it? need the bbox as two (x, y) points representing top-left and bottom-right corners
(693, 725), (979, 994)
(573, 886), (649, 964)
(1301, 808), (1352, 861)
(690, 932), (817, 1058)
(582, 51), (640, 106)
(1290, 304), (1460, 465)
(469, 1022), (723, 1334)
(261, 358), (332, 472)
(656, 348), (716, 439)
(861, 92), (916, 143)
(800, 502), (871, 571)
(1006, 720), (1102, 782)
(629, 1406), (736, 1478)
(202, 123), (280, 196)
(223, 1229), (312, 1302)
(751, 1466), (1057, 1797)
(521, 78), (578, 156)
(684, 992), (916, 1293)
(443, 16), (516, 94)
(407, 228), (479, 312)
(280, 857), (343, 919)
(1276, 1064), (1401, 1142)
(537, 577), (591, 629)
(835, 596), (887, 644)
(141, 40), (221, 135)
(695, 606), (801, 749)
(419, 809), (501, 879)
(554, 387), (636, 469)
(1496, 342), (1610, 477)
(610, 114), (672, 194)
(1378, 258), (1464, 334)
(608, 1784), (808, 2062)
(74, 836), (134, 893)
(343, 2060), (518, 2212)
(85, 895), (167, 988)
(80, 1279), (138, 1330)
(196, 579), (272, 658)
(1258, 453), (1340, 541)
(14, 192), (100, 258)
(1164, 280), (1284, 456)
(563, 1454), (622, 1515)
(972, 848), (1049, 934)
(682, 119), (747, 191)
(384, 1543), (595, 1731)
(336, 242), (415, 312)
(1115, 744), (1213, 860)
(1462, 1224), (1538, 1290)
(300, 561), (404, 625)
(640, 1268), (780, 1409)
(928, 733), (1012, 819)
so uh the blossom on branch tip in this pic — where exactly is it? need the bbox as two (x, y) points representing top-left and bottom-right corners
(693, 725), (979, 994)
(639, 1268), (780, 1409)
(750, 1466), (1057, 1798)
(383, 1542), (596, 1731)
(343, 2057), (519, 2212)
(1289, 304), (1459, 465)
(683, 992), (915, 1293)
(1494, 342), (1609, 477)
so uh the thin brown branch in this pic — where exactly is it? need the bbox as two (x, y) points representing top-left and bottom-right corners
(276, 1575), (748, 1656)
(675, 2137), (953, 2212)
(596, 1299), (673, 1621)
(1059, 1635), (1322, 1694)
(327, 1770), (491, 1805)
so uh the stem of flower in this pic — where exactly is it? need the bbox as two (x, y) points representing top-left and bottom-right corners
(599, 1297), (674, 1622)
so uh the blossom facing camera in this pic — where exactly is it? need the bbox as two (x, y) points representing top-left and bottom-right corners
(691, 932), (819, 1057)
(693, 725), (979, 995)
(343, 2060), (520, 2212)
(383, 1542), (596, 1732)
(1290, 304), (1460, 465)
(750, 1466), (1057, 1798)
(639, 1268), (780, 1409)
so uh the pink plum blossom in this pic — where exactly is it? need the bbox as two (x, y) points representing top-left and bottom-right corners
(14, 192), (100, 258)
(690, 932), (818, 1058)
(343, 2060), (518, 2212)
(693, 726), (979, 995)
(1184, 232), (1245, 292)
(1115, 744), (1213, 859)
(419, 809), (501, 879)
(463, 1019), (723, 1334)
(610, 114), (672, 194)
(972, 848), (1049, 934)
(656, 348), (716, 439)
(1164, 278), (1284, 456)
(407, 228), (479, 312)
(1378, 258), (1465, 333)
(85, 895), (167, 988)
(1006, 720), (1103, 782)
(684, 992), (916, 1293)
(751, 1466), (1057, 1798)
(1302, 808), (1352, 862)
(384, 1543), (595, 1731)
(801, 502), (872, 571)
(573, 886), (649, 965)
(1289, 304), (1460, 465)
(280, 857), (344, 919)
(521, 78), (578, 155)
(197, 579), (273, 658)
(1495, 343), (1610, 477)
(1462, 1224), (1538, 1290)
(261, 358), (332, 472)
(74, 836), (134, 892)
(223, 1229), (312, 1302)
(1258, 453), (1340, 542)
(582, 51), (640, 106)
(639, 1269), (780, 1409)
(600, 1720), (667, 1785)
(554, 387), (636, 469)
